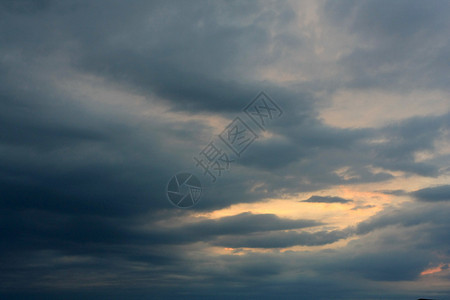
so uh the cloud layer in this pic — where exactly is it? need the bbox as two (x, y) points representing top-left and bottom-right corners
(0, 1), (449, 299)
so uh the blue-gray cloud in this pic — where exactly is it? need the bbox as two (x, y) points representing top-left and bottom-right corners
(301, 195), (352, 203)
(1, 0), (449, 299)
(413, 185), (450, 202)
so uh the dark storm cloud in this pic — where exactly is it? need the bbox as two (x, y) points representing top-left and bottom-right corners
(188, 212), (321, 235)
(324, 0), (450, 90)
(139, 212), (322, 246)
(0, 0), (51, 14)
(356, 202), (450, 235)
(0, 210), (321, 258)
(376, 189), (407, 196)
(413, 185), (450, 202)
(213, 228), (351, 248)
(1, 0), (450, 299)
(328, 247), (432, 281)
(301, 195), (352, 203)
(50, 0), (302, 113)
(369, 113), (449, 177)
(201, 196), (450, 250)
(2, 0), (446, 217)
(300, 202), (450, 283)
(351, 204), (375, 210)
(240, 109), (449, 198)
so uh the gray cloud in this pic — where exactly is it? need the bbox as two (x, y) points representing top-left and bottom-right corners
(413, 185), (450, 202)
(324, 0), (450, 91)
(356, 202), (450, 235)
(1, 0), (450, 299)
(351, 204), (376, 210)
(301, 195), (352, 203)
(213, 228), (351, 248)
(376, 189), (407, 196)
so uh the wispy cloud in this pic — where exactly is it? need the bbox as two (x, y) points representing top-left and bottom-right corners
(301, 195), (353, 203)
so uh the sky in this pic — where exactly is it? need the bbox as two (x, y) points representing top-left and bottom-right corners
(0, 0), (449, 299)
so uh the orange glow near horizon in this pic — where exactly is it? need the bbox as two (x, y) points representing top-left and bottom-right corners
(420, 263), (447, 276)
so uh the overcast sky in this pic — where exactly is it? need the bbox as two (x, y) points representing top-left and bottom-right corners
(1, 0), (450, 299)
